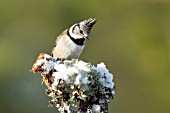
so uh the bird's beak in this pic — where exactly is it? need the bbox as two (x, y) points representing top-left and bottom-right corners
(86, 37), (89, 40)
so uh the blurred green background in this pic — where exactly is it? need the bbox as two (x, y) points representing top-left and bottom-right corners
(0, 0), (170, 113)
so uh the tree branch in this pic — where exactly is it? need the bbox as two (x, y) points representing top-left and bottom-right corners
(30, 53), (115, 113)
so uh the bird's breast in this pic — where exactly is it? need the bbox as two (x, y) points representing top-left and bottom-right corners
(53, 36), (85, 60)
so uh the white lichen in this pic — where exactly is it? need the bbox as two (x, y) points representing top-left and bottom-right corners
(30, 53), (115, 113)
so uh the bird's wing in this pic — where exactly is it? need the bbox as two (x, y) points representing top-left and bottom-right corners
(51, 29), (68, 56)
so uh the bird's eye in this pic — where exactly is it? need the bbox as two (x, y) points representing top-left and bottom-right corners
(80, 30), (83, 34)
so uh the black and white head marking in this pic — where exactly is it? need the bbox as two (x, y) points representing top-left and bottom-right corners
(67, 28), (85, 46)
(67, 18), (96, 46)
(67, 23), (85, 46)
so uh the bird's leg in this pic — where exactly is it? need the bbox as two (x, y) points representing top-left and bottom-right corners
(56, 58), (65, 62)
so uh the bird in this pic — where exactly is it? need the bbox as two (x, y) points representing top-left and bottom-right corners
(51, 18), (96, 60)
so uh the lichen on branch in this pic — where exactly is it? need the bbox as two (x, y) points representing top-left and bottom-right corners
(30, 53), (115, 113)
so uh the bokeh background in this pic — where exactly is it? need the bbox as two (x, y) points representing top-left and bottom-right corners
(0, 0), (170, 113)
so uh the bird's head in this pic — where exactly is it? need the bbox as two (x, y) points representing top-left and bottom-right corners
(68, 18), (97, 40)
